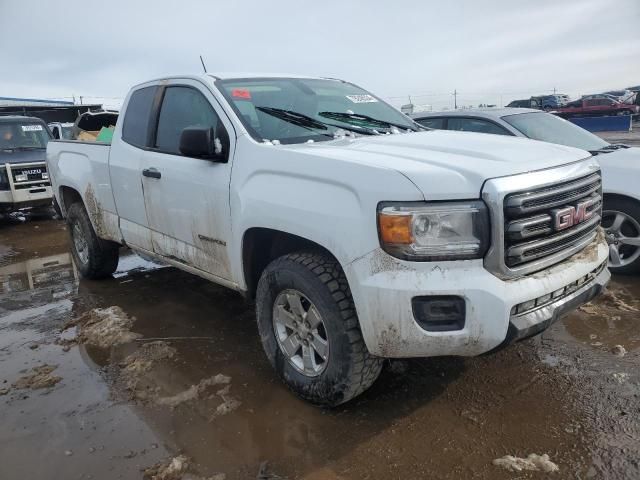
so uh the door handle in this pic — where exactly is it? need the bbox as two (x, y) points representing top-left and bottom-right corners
(142, 167), (161, 179)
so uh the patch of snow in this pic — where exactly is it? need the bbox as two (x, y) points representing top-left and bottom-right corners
(613, 372), (629, 383)
(156, 374), (231, 409)
(76, 306), (140, 349)
(493, 453), (559, 473)
(611, 345), (627, 358)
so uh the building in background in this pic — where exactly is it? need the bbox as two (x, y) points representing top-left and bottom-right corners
(0, 96), (104, 123)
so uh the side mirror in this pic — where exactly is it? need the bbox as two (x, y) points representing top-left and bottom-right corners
(179, 126), (228, 162)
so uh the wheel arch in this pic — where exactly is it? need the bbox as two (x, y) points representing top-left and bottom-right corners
(59, 185), (83, 216)
(603, 192), (640, 206)
(241, 227), (342, 299)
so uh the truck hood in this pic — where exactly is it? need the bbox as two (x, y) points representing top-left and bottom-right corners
(0, 148), (47, 165)
(287, 130), (591, 200)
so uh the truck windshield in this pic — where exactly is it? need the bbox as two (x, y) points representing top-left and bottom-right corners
(502, 112), (609, 152)
(217, 77), (420, 144)
(0, 122), (50, 151)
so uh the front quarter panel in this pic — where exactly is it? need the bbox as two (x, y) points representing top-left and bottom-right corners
(229, 138), (425, 289)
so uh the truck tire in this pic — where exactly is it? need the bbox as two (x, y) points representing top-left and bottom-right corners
(256, 251), (383, 406)
(602, 197), (640, 274)
(66, 202), (119, 279)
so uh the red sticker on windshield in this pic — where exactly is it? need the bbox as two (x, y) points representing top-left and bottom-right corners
(232, 89), (251, 99)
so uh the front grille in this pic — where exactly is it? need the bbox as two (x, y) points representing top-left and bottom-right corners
(503, 172), (602, 268)
(12, 165), (48, 182)
(8, 163), (51, 189)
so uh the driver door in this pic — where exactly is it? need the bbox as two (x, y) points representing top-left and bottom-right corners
(141, 80), (235, 281)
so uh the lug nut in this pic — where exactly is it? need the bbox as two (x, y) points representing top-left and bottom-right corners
(303, 340), (309, 346)
(304, 321), (310, 329)
(307, 334), (313, 341)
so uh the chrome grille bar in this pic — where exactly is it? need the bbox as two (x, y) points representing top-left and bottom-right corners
(505, 173), (601, 216)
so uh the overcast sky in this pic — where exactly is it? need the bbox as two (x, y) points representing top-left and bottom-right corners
(1, 0), (638, 109)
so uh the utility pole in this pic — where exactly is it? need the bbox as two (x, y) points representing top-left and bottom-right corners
(453, 89), (458, 110)
(553, 87), (557, 94)
(79, 96), (83, 105)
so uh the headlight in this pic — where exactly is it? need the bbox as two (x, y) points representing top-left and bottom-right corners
(377, 201), (490, 261)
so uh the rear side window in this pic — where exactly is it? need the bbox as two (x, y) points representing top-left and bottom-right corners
(447, 117), (511, 136)
(122, 86), (157, 147)
(415, 117), (445, 129)
(155, 86), (221, 154)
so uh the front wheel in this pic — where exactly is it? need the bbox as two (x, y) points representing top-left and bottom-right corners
(602, 197), (640, 274)
(67, 202), (120, 279)
(256, 252), (383, 406)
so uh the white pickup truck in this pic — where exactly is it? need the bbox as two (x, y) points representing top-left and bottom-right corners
(47, 74), (609, 406)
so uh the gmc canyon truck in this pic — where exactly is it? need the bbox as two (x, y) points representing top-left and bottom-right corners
(47, 74), (610, 406)
(0, 116), (54, 215)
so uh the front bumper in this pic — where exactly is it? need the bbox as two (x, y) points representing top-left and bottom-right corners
(0, 161), (53, 213)
(0, 187), (53, 212)
(345, 235), (609, 358)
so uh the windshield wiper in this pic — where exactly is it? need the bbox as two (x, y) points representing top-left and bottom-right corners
(602, 144), (629, 150)
(319, 111), (420, 132)
(256, 107), (376, 137)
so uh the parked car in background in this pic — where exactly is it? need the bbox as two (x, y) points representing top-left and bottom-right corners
(556, 97), (639, 117)
(506, 99), (531, 108)
(530, 94), (569, 111)
(48, 122), (75, 140)
(47, 73), (609, 405)
(412, 108), (640, 273)
(0, 116), (53, 216)
(506, 95), (570, 111)
(602, 90), (636, 105)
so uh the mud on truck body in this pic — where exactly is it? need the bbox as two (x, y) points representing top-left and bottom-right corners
(47, 74), (610, 406)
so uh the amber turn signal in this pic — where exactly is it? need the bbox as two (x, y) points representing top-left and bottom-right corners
(378, 213), (413, 245)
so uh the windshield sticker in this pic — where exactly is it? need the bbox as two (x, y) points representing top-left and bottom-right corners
(21, 125), (43, 131)
(232, 89), (252, 99)
(345, 94), (378, 104)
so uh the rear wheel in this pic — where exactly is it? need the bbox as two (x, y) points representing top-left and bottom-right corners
(256, 251), (383, 406)
(602, 197), (640, 274)
(67, 202), (119, 279)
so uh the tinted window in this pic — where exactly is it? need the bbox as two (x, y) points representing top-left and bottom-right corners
(155, 86), (222, 154)
(447, 118), (511, 135)
(122, 86), (157, 147)
(414, 117), (445, 129)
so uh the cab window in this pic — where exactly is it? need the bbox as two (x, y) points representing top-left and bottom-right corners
(447, 117), (511, 135)
(154, 86), (224, 155)
(414, 117), (445, 129)
(122, 86), (158, 147)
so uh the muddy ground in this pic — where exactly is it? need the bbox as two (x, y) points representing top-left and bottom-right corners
(0, 219), (638, 480)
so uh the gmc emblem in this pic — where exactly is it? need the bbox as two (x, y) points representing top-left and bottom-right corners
(552, 198), (598, 231)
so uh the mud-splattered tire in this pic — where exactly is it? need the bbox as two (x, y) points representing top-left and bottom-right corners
(256, 251), (383, 407)
(67, 202), (119, 279)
